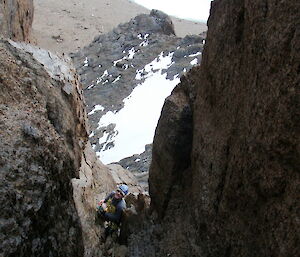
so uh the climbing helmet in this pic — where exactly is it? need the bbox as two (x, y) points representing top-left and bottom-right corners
(118, 184), (129, 196)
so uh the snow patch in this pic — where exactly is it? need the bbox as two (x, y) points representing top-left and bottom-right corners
(91, 70), (110, 85)
(138, 33), (149, 40)
(87, 84), (95, 90)
(97, 71), (179, 164)
(84, 57), (88, 67)
(127, 47), (136, 59)
(139, 40), (149, 47)
(112, 75), (121, 83)
(136, 52), (174, 80)
(88, 104), (105, 115)
(96, 51), (179, 164)
(113, 58), (123, 66)
(188, 52), (202, 57)
(190, 58), (198, 65)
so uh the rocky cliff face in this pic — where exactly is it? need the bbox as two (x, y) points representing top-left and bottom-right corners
(0, 37), (150, 257)
(72, 140), (146, 257)
(148, 0), (299, 256)
(0, 0), (34, 42)
(0, 40), (87, 257)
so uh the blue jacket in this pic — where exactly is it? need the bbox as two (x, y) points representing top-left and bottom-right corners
(103, 191), (126, 223)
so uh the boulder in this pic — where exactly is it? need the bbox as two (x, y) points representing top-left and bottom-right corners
(149, 9), (175, 36)
(0, 39), (87, 256)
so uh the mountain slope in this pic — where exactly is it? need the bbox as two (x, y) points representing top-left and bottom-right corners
(71, 10), (206, 170)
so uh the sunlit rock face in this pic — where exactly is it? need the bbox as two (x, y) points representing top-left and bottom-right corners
(148, 0), (299, 256)
(0, 0), (34, 42)
(0, 40), (87, 257)
(71, 10), (205, 171)
(73, 140), (148, 257)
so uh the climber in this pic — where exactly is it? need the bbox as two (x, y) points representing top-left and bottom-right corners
(97, 184), (129, 239)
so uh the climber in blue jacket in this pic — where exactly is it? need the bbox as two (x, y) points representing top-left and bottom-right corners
(97, 184), (129, 238)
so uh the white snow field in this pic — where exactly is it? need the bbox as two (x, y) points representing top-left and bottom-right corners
(96, 52), (180, 164)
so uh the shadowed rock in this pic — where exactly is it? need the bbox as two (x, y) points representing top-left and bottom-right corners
(147, 0), (299, 256)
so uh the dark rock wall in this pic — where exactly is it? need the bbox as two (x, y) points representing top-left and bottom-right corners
(0, 40), (86, 257)
(149, 0), (299, 256)
(149, 73), (196, 218)
(0, 0), (34, 42)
